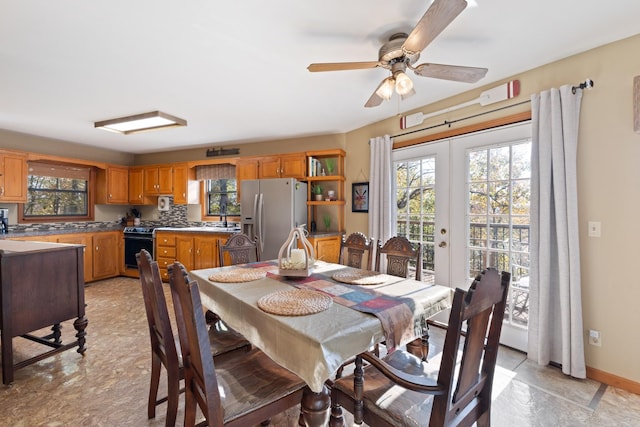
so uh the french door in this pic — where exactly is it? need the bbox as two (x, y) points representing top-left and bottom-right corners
(393, 122), (532, 351)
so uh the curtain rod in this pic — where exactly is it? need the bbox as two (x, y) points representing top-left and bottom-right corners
(392, 78), (594, 139)
(392, 99), (531, 139)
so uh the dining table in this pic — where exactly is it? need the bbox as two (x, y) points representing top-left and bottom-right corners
(191, 260), (453, 427)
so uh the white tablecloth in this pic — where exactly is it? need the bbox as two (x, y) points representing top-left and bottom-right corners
(191, 261), (452, 393)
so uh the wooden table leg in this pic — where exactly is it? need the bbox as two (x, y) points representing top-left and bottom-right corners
(298, 385), (330, 427)
(1, 329), (13, 385)
(73, 316), (88, 355)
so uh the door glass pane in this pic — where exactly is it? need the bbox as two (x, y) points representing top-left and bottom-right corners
(467, 140), (531, 329)
(395, 156), (436, 281)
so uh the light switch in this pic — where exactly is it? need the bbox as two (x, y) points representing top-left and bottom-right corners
(588, 221), (601, 237)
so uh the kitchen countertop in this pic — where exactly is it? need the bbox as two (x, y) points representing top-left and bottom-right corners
(154, 226), (241, 234)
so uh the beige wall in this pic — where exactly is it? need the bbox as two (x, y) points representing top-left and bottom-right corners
(134, 133), (346, 165)
(343, 33), (640, 385)
(0, 128), (134, 165)
(1, 34), (638, 385)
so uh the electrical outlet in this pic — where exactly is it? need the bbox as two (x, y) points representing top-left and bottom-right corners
(588, 329), (602, 347)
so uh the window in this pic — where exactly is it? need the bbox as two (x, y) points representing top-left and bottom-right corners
(22, 162), (92, 221)
(204, 179), (240, 217)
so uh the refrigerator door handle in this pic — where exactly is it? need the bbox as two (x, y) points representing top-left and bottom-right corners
(257, 193), (265, 255)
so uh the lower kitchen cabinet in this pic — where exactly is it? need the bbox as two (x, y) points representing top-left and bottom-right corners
(11, 230), (121, 283)
(57, 234), (93, 284)
(307, 234), (342, 263)
(155, 231), (231, 281)
(91, 231), (120, 280)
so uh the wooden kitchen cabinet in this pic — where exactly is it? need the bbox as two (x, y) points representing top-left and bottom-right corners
(172, 163), (199, 205)
(57, 233), (93, 284)
(143, 165), (173, 195)
(156, 232), (177, 281)
(96, 165), (129, 204)
(12, 230), (120, 283)
(258, 153), (306, 179)
(0, 151), (27, 202)
(155, 230), (230, 281)
(236, 158), (259, 181)
(307, 234), (342, 263)
(128, 167), (146, 205)
(92, 231), (120, 280)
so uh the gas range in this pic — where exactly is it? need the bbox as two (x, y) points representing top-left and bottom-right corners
(123, 227), (155, 236)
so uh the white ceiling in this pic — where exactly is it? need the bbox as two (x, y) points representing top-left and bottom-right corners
(1, 1), (639, 155)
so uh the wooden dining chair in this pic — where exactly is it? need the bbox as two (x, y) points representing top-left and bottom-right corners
(136, 250), (250, 427)
(374, 236), (427, 359)
(218, 232), (259, 267)
(329, 268), (510, 427)
(167, 261), (306, 427)
(338, 232), (374, 270)
(375, 236), (422, 281)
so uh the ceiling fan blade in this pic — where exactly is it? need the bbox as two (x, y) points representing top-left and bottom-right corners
(307, 61), (381, 72)
(364, 79), (388, 108)
(413, 63), (488, 83)
(402, 0), (468, 55)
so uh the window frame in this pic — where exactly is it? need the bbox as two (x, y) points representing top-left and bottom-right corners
(199, 179), (240, 222)
(19, 166), (95, 223)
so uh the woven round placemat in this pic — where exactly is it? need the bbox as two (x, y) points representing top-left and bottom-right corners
(208, 268), (267, 283)
(257, 289), (332, 316)
(332, 269), (392, 285)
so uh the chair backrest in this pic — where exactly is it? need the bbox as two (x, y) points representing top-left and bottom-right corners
(136, 249), (180, 371)
(168, 261), (223, 426)
(375, 236), (422, 280)
(432, 268), (510, 426)
(338, 232), (374, 270)
(218, 233), (259, 266)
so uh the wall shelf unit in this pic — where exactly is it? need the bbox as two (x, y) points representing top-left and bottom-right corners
(305, 149), (345, 233)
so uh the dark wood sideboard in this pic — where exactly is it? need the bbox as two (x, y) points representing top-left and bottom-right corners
(0, 240), (87, 385)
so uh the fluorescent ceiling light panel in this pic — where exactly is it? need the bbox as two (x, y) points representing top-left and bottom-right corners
(94, 111), (187, 135)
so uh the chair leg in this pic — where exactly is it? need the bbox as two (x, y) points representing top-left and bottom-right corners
(328, 403), (346, 427)
(165, 368), (181, 427)
(148, 355), (161, 419)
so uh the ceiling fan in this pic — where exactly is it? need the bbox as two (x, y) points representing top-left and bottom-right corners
(307, 0), (488, 108)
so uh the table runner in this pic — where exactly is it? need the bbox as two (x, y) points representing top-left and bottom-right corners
(240, 260), (427, 352)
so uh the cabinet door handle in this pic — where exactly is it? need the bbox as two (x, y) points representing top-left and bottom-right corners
(95, 246), (99, 251)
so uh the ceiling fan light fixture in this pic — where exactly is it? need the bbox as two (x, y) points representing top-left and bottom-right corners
(376, 77), (395, 100)
(94, 111), (187, 135)
(394, 71), (414, 96)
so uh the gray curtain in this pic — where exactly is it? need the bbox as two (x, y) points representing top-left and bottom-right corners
(368, 135), (394, 247)
(528, 85), (586, 378)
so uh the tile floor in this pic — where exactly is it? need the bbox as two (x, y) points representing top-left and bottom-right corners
(0, 276), (638, 426)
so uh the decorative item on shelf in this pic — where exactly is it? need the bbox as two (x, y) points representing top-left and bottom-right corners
(327, 190), (336, 201)
(313, 184), (323, 201)
(325, 158), (336, 175)
(323, 214), (331, 231)
(278, 226), (316, 277)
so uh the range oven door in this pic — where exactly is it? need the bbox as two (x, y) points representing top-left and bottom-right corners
(124, 235), (154, 269)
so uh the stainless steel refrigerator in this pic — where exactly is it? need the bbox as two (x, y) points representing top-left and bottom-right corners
(240, 178), (308, 260)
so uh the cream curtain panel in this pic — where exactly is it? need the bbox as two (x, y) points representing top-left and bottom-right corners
(529, 85), (586, 378)
(368, 135), (394, 247)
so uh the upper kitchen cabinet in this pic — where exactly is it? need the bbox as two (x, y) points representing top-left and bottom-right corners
(236, 158), (259, 181)
(128, 167), (146, 205)
(143, 165), (173, 195)
(258, 153), (306, 179)
(0, 151), (27, 202)
(172, 163), (199, 205)
(95, 165), (129, 204)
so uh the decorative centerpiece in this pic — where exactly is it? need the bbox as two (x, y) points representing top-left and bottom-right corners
(278, 226), (316, 277)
